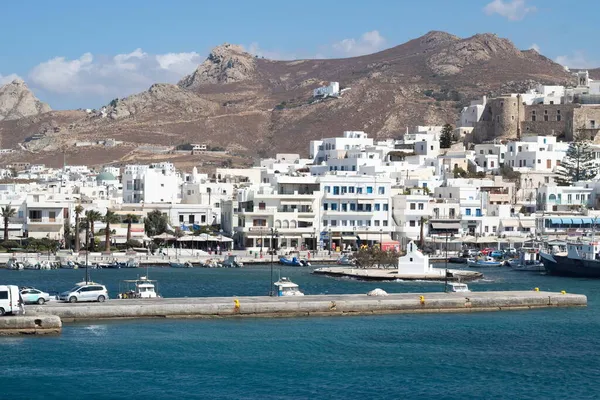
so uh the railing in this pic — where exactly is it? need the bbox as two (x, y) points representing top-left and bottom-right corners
(27, 217), (62, 224)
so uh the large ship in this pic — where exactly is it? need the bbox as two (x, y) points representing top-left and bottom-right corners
(539, 240), (600, 278)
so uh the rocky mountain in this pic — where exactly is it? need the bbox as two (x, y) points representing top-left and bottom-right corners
(0, 79), (51, 122)
(0, 31), (575, 167)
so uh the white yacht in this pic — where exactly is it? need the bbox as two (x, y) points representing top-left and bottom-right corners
(273, 277), (304, 297)
(119, 277), (159, 299)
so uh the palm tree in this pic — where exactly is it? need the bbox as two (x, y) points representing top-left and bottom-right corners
(74, 205), (84, 252)
(124, 213), (138, 243)
(103, 210), (120, 252)
(1, 205), (16, 242)
(85, 210), (102, 251)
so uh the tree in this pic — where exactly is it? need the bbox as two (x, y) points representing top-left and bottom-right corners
(85, 210), (102, 251)
(103, 210), (120, 252)
(440, 123), (454, 149)
(124, 214), (138, 243)
(74, 205), (84, 252)
(419, 216), (428, 250)
(145, 209), (169, 237)
(1, 205), (16, 242)
(555, 132), (598, 186)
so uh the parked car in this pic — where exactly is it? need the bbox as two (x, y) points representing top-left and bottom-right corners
(20, 287), (53, 305)
(490, 250), (504, 258)
(479, 248), (495, 256)
(0, 285), (24, 316)
(58, 283), (108, 303)
(462, 249), (479, 257)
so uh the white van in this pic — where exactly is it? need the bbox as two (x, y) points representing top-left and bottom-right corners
(0, 285), (25, 316)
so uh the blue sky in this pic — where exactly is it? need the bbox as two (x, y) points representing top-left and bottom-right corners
(1, 0), (598, 109)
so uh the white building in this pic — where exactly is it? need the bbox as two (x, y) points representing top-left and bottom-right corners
(504, 136), (568, 171)
(392, 188), (430, 242)
(459, 96), (487, 127)
(313, 82), (340, 98)
(122, 163), (180, 203)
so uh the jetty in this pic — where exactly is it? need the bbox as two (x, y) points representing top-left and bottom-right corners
(312, 267), (482, 281)
(23, 291), (586, 324)
(0, 315), (62, 335)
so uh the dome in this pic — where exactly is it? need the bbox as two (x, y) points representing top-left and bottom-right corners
(96, 171), (116, 182)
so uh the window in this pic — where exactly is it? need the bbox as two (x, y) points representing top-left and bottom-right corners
(324, 186), (330, 193)
(378, 187), (385, 195)
(331, 203), (338, 211)
(383, 221), (388, 226)
(409, 220), (416, 227)
(323, 220), (328, 227)
(465, 208), (471, 216)
(357, 220), (363, 226)
(545, 177), (550, 183)
(485, 226), (489, 233)
(418, 203), (424, 210)
(476, 209), (482, 217)
(366, 187), (373, 194)
(544, 115), (549, 121)
(331, 220), (337, 226)
(189, 215), (194, 224)
(333, 186), (340, 195)
(341, 187), (347, 194)
(493, 226), (497, 233)
(349, 187), (355, 194)
(365, 204), (372, 212)
(201, 215), (206, 223)
(179, 215), (184, 223)
(350, 220), (355, 226)
(342, 203), (347, 212)
(357, 204), (364, 212)
(374, 220), (380, 226)
(538, 159), (541, 164)
(374, 204), (380, 211)
(259, 202), (266, 210)
(383, 204), (389, 211)
(410, 203), (416, 210)
(323, 204), (328, 211)
(357, 188), (363, 194)
(488, 150), (493, 154)
(557, 115), (561, 122)
(341, 220), (347, 226)
(350, 203), (356, 211)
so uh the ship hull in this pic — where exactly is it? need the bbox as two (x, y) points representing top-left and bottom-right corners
(540, 252), (600, 278)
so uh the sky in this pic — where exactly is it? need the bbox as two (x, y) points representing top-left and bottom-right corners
(1, 0), (598, 110)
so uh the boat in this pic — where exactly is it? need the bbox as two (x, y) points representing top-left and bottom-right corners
(200, 259), (222, 268)
(108, 258), (139, 269)
(273, 277), (304, 296)
(60, 260), (79, 269)
(221, 255), (243, 268)
(169, 260), (193, 268)
(540, 239), (600, 278)
(118, 276), (160, 299)
(508, 247), (544, 271)
(467, 256), (503, 267)
(6, 257), (24, 270)
(448, 282), (470, 293)
(279, 256), (310, 266)
(448, 257), (468, 264)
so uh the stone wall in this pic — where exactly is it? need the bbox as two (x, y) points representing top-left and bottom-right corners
(521, 104), (574, 138)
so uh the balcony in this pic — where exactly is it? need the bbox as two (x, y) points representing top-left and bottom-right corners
(27, 217), (62, 224)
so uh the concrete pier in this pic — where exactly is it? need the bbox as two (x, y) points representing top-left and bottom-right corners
(0, 315), (62, 335)
(313, 267), (483, 281)
(26, 291), (587, 322)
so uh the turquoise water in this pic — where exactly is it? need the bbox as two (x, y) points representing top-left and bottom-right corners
(2, 266), (600, 399)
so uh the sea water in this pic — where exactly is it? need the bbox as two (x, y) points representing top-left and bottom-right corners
(1, 266), (600, 399)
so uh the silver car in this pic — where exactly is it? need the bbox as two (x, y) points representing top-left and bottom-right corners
(20, 287), (53, 305)
(58, 284), (108, 303)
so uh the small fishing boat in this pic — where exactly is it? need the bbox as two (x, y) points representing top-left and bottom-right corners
(221, 255), (243, 268)
(200, 259), (222, 268)
(279, 256), (310, 266)
(169, 260), (193, 268)
(467, 256), (503, 267)
(448, 282), (470, 293)
(6, 257), (25, 270)
(273, 277), (304, 296)
(60, 260), (79, 269)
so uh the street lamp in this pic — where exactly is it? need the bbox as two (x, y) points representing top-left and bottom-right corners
(328, 228), (332, 256)
(311, 228), (316, 255)
(269, 227), (278, 296)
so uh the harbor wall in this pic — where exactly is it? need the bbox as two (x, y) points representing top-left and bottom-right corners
(0, 315), (62, 335)
(26, 291), (587, 322)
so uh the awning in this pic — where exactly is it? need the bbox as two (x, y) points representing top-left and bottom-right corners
(355, 233), (392, 241)
(500, 220), (519, 228)
(431, 222), (461, 230)
(342, 236), (358, 241)
(519, 220), (536, 228)
(582, 218), (594, 224)
(571, 218), (583, 224)
(550, 218), (561, 224)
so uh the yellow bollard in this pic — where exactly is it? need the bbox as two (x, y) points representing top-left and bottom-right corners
(561, 290), (566, 295)
(419, 295), (425, 305)
(234, 298), (240, 311)
(534, 287), (539, 292)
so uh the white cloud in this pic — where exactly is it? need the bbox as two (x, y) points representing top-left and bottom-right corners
(27, 49), (203, 103)
(483, 0), (536, 21)
(555, 51), (599, 69)
(0, 73), (22, 85)
(529, 43), (541, 53)
(330, 30), (387, 57)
